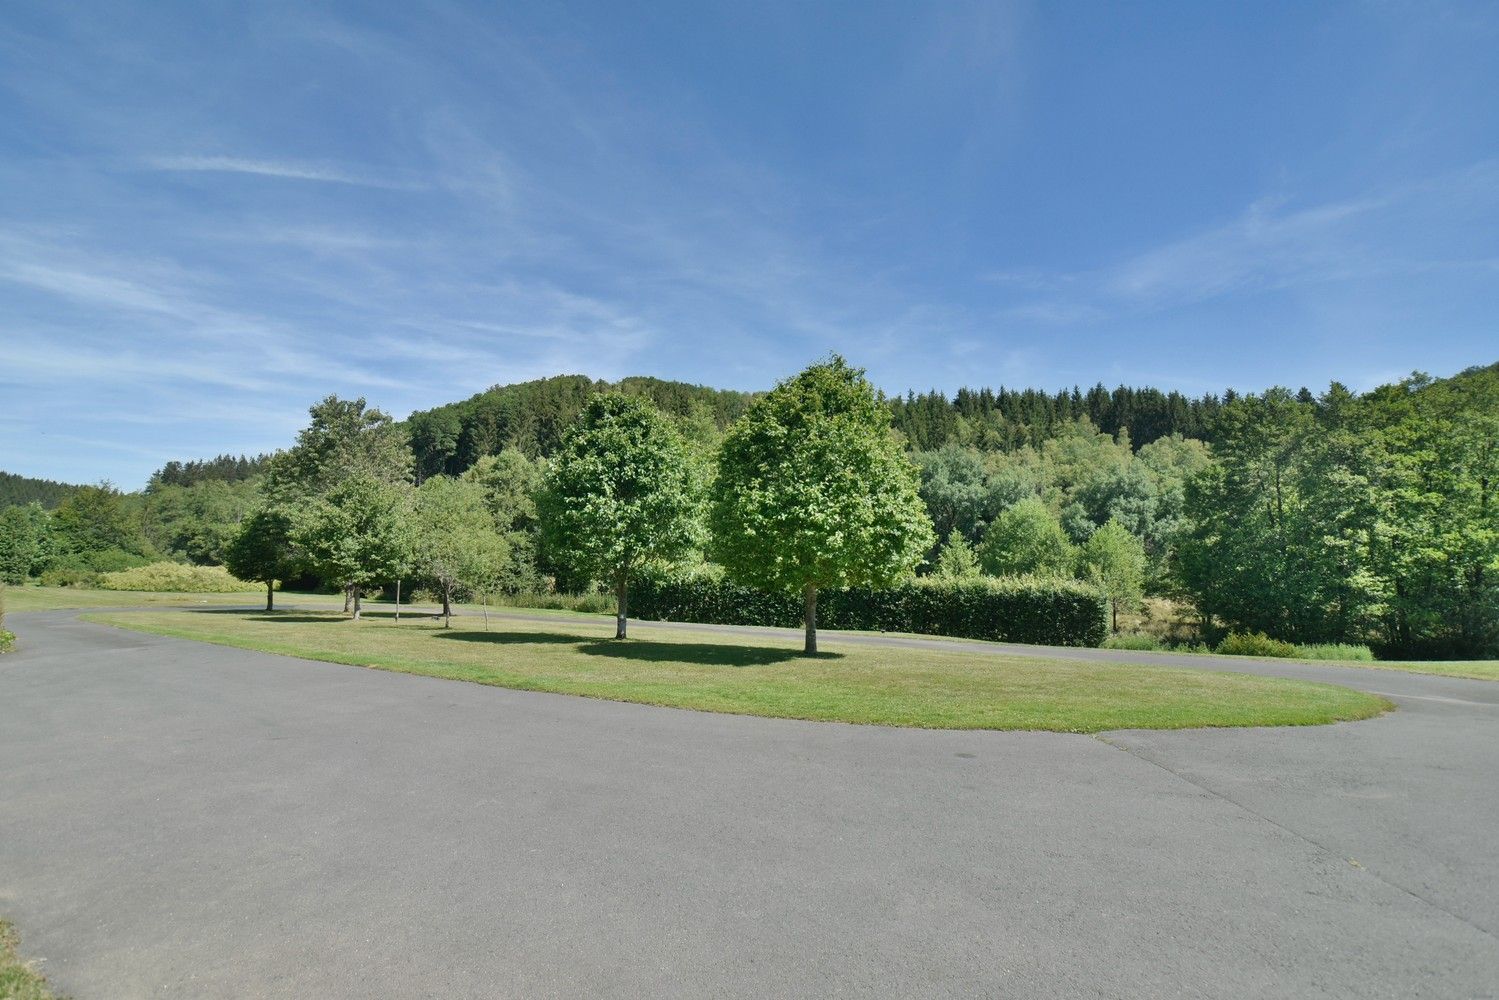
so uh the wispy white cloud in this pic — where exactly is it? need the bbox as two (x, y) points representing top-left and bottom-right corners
(985, 161), (1499, 325)
(142, 155), (425, 190)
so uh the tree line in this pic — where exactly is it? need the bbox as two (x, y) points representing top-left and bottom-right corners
(1, 360), (1494, 657)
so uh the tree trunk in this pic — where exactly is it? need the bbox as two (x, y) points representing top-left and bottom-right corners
(615, 572), (629, 640)
(265, 580), (274, 613)
(343, 584), (353, 614)
(443, 584), (453, 628)
(803, 583), (818, 656)
(395, 578), (401, 622)
(1111, 598), (1118, 633)
(352, 587), (362, 621)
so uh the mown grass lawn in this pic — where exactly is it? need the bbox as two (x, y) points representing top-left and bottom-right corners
(87, 608), (1388, 732)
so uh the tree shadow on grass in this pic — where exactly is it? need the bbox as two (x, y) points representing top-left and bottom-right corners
(436, 630), (841, 666)
(184, 608), (341, 623)
(579, 640), (840, 666)
(435, 631), (584, 646)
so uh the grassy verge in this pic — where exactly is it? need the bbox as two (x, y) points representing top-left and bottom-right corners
(86, 609), (1388, 732)
(2, 586), (297, 613)
(1358, 659), (1499, 682)
(0, 919), (63, 1000)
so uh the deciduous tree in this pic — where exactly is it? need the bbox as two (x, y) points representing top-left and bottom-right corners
(709, 357), (933, 655)
(538, 394), (704, 639)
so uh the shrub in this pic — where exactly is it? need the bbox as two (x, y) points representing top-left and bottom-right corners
(1102, 633), (1163, 651)
(1293, 643), (1375, 662)
(97, 561), (261, 593)
(632, 574), (1108, 647)
(1215, 631), (1298, 658)
(0, 585), (9, 653)
(39, 566), (102, 588)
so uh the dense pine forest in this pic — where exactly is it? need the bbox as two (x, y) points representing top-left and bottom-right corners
(2, 362), (1496, 658)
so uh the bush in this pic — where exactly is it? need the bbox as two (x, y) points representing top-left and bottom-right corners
(1102, 633), (1163, 651)
(39, 566), (102, 588)
(0, 629), (12, 653)
(1293, 643), (1375, 662)
(97, 561), (261, 593)
(1215, 632), (1298, 658)
(632, 575), (1108, 647)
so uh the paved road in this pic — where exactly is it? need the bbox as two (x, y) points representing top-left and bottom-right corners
(1, 610), (1496, 999)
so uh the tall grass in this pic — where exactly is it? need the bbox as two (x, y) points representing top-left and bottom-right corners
(1294, 643), (1375, 662)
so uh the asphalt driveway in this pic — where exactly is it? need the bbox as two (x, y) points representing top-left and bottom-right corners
(1, 609), (1495, 998)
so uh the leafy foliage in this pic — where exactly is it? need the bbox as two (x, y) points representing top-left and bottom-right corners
(538, 394), (705, 636)
(223, 508), (300, 609)
(264, 396), (412, 503)
(632, 574), (1107, 647)
(412, 475), (509, 624)
(931, 531), (982, 580)
(977, 497), (1075, 578)
(1215, 632), (1298, 658)
(0, 503), (51, 584)
(709, 357), (933, 652)
(294, 475), (415, 616)
(1080, 519), (1147, 632)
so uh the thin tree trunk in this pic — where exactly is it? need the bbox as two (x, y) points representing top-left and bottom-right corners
(352, 587), (362, 621)
(395, 578), (401, 622)
(803, 583), (818, 656)
(615, 572), (629, 639)
(265, 580), (274, 613)
(443, 584), (452, 628)
(483, 592), (490, 631)
(1111, 598), (1118, 633)
(343, 584), (353, 614)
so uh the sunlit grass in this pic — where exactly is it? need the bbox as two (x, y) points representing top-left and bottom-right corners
(87, 608), (1389, 732)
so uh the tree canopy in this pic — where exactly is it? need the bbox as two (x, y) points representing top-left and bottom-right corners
(709, 356), (933, 654)
(538, 393), (705, 638)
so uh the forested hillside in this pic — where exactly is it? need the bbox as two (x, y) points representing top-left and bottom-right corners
(0, 471), (81, 509)
(405, 375), (756, 479)
(2, 362), (1495, 657)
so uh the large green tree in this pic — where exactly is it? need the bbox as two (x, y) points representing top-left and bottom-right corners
(976, 497), (1076, 578)
(412, 475), (509, 626)
(295, 475), (415, 619)
(1176, 389), (1386, 643)
(464, 449), (544, 592)
(538, 394), (705, 639)
(0, 502), (51, 584)
(223, 508), (299, 612)
(50, 483), (147, 559)
(1079, 518), (1147, 632)
(265, 396), (412, 503)
(709, 357), (933, 655)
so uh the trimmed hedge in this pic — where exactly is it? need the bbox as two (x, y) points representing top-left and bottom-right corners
(631, 575), (1107, 647)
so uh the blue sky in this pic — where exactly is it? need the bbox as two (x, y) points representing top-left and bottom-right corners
(2, 1), (1497, 487)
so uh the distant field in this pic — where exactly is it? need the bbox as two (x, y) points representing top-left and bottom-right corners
(86, 608), (1388, 732)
